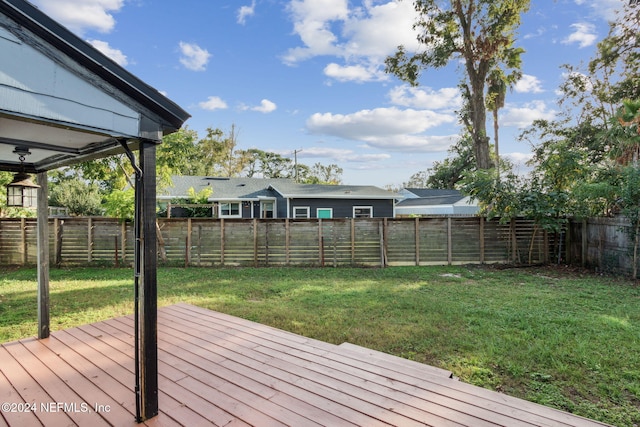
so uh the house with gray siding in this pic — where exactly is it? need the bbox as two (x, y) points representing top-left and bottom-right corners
(159, 176), (397, 218)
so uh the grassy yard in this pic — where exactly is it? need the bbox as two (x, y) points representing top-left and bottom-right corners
(1, 265), (638, 426)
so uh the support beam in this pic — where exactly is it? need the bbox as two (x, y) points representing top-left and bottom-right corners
(36, 171), (49, 339)
(138, 141), (158, 421)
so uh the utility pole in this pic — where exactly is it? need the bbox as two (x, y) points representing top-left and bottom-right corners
(293, 149), (302, 183)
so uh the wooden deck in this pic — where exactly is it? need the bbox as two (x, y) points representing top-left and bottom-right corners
(1, 303), (610, 426)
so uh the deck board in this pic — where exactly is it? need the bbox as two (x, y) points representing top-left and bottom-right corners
(0, 303), (611, 426)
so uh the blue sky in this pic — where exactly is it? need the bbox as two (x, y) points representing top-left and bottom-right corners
(32, 0), (625, 187)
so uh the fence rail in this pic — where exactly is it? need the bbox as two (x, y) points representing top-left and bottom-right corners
(0, 216), (558, 268)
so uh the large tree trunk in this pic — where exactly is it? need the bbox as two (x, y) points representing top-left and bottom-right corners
(494, 107), (500, 178)
(469, 79), (492, 169)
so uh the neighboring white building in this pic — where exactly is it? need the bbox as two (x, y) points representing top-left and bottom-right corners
(395, 188), (479, 216)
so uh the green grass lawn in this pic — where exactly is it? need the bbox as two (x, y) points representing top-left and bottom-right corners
(1, 265), (638, 426)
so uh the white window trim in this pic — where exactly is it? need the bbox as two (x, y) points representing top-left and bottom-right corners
(260, 200), (276, 218)
(219, 201), (242, 218)
(353, 206), (373, 218)
(293, 206), (310, 218)
(316, 208), (333, 219)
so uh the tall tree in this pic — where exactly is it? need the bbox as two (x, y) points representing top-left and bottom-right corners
(49, 178), (103, 216)
(303, 163), (343, 184)
(385, 0), (529, 170)
(157, 127), (201, 177)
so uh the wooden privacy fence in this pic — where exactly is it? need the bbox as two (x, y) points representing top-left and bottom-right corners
(567, 216), (638, 277)
(0, 216), (556, 267)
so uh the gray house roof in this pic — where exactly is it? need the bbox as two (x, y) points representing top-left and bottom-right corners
(159, 176), (289, 201)
(396, 195), (466, 207)
(400, 188), (463, 200)
(160, 176), (397, 201)
(270, 181), (396, 199)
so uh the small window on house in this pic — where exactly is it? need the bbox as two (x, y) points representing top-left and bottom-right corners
(220, 202), (241, 218)
(317, 208), (333, 219)
(293, 207), (310, 218)
(353, 206), (373, 218)
(261, 201), (274, 218)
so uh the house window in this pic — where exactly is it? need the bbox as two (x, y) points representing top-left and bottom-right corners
(316, 208), (333, 219)
(293, 207), (310, 218)
(261, 201), (275, 218)
(353, 206), (373, 218)
(220, 202), (241, 218)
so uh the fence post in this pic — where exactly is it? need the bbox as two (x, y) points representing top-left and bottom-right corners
(21, 218), (27, 265)
(121, 222), (127, 264)
(415, 217), (420, 266)
(318, 219), (324, 266)
(285, 219), (291, 266)
(581, 219), (587, 267)
(186, 218), (192, 267)
(220, 218), (225, 265)
(265, 220), (270, 267)
(197, 224), (202, 266)
(253, 218), (258, 267)
(379, 220), (386, 267)
(510, 219), (517, 263)
(447, 217), (452, 265)
(479, 217), (485, 264)
(53, 218), (59, 265)
(56, 219), (63, 266)
(87, 217), (93, 264)
(351, 218), (356, 264)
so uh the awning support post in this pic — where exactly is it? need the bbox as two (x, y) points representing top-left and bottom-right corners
(120, 139), (158, 422)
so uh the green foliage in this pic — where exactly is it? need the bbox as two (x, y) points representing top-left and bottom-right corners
(460, 168), (523, 222)
(157, 126), (201, 185)
(425, 135), (476, 189)
(301, 163), (343, 184)
(187, 186), (213, 204)
(102, 188), (135, 220)
(48, 179), (103, 216)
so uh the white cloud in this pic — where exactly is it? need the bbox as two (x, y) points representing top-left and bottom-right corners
(282, 0), (349, 64)
(341, 1), (420, 59)
(388, 85), (461, 110)
(306, 107), (457, 152)
(179, 42), (211, 71)
(514, 74), (544, 94)
(574, 0), (622, 21)
(87, 39), (127, 66)
(370, 134), (457, 152)
(504, 152), (534, 165)
(502, 101), (556, 128)
(198, 96), (228, 111)
(32, 0), (124, 35)
(308, 107), (454, 138)
(323, 63), (387, 82)
(247, 99), (277, 113)
(562, 23), (597, 48)
(300, 146), (391, 162)
(237, 0), (256, 25)
(283, 0), (419, 83)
